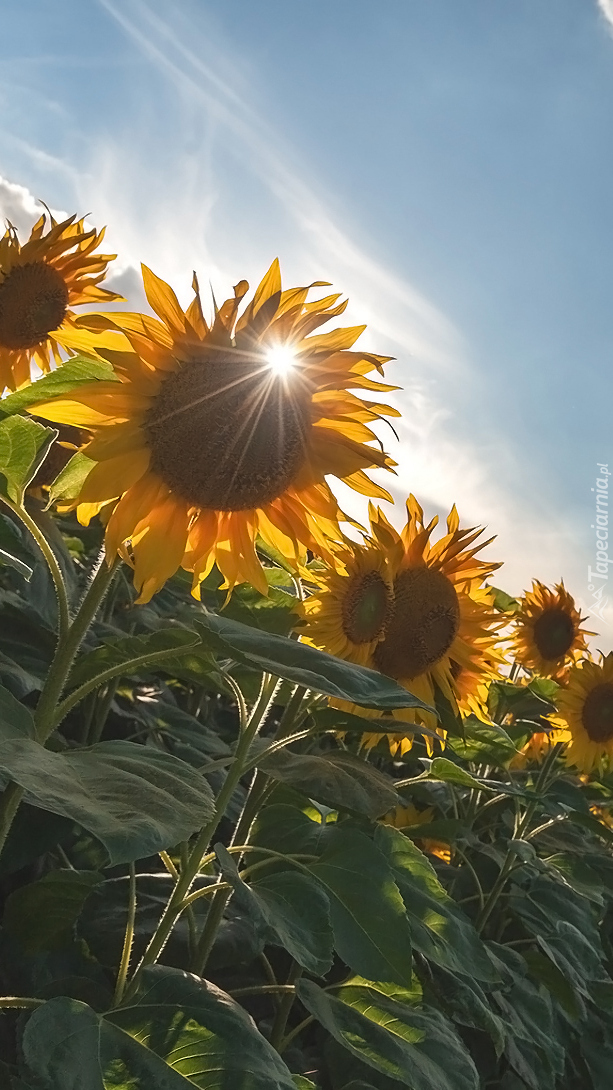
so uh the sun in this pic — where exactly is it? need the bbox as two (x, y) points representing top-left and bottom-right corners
(266, 344), (296, 376)
(30, 259), (399, 603)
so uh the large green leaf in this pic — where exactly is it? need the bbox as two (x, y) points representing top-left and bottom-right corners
(0, 739), (215, 865)
(0, 356), (118, 418)
(428, 965), (507, 1055)
(0, 681), (35, 738)
(447, 715), (517, 765)
(195, 614), (432, 711)
(216, 845), (333, 974)
(109, 965), (297, 1089)
(0, 415), (58, 503)
(23, 969), (298, 1088)
(308, 825), (413, 985)
(376, 826), (495, 981)
(250, 803), (328, 858)
(3, 869), (102, 953)
(259, 748), (399, 818)
(67, 629), (201, 689)
(297, 980), (479, 1090)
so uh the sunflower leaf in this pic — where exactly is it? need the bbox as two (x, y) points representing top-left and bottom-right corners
(0, 356), (118, 419)
(307, 824), (413, 985)
(376, 825), (497, 981)
(194, 613), (434, 712)
(257, 747), (400, 818)
(296, 979), (480, 1090)
(0, 738), (215, 865)
(67, 628), (201, 689)
(48, 450), (96, 503)
(0, 415), (58, 504)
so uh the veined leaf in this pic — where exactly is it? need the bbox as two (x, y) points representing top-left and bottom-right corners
(258, 747), (399, 818)
(0, 415), (58, 503)
(297, 980), (479, 1090)
(308, 824), (413, 985)
(3, 869), (102, 954)
(0, 738), (215, 865)
(376, 826), (496, 981)
(195, 613), (432, 712)
(67, 628), (200, 689)
(0, 356), (118, 419)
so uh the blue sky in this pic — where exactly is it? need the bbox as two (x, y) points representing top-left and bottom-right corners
(1, 0), (613, 643)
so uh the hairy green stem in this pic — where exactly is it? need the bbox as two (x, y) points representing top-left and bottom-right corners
(269, 962), (303, 1050)
(113, 863), (137, 1007)
(125, 675), (279, 997)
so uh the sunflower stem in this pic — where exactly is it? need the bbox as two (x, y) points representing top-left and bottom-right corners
(0, 494), (70, 644)
(112, 862), (137, 1007)
(124, 674), (279, 997)
(33, 554), (120, 744)
(190, 683), (310, 976)
(475, 742), (562, 934)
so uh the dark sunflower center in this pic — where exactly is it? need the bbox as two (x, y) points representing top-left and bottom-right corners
(374, 566), (460, 680)
(341, 570), (392, 644)
(582, 682), (613, 743)
(532, 608), (575, 661)
(145, 353), (312, 511)
(0, 262), (69, 350)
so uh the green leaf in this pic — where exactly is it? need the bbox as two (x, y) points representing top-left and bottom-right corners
(250, 803), (328, 858)
(308, 824), (413, 985)
(489, 586), (520, 613)
(310, 706), (443, 742)
(297, 979), (479, 1090)
(0, 356), (118, 418)
(3, 869), (102, 954)
(448, 716), (517, 765)
(0, 682), (35, 738)
(259, 748), (399, 818)
(48, 450), (96, 503)
(428, 965), (507, 1056)
(522, 948), (584, 1020)
(292, 1079), (317, 1090)
(0, 416), (58, 503)
(0, 512), (35, 578)
(427, 757), (493, 792)
(195, 613), (433, 712)
(109, 965), (297, 1089)
(216, 845), (333, 974)
(67, 628), (201, 689)
(0, 738), (215, 865)
(376, 826), (496, 981)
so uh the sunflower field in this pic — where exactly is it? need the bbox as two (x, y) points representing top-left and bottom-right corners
(0, 210), (613, 1090)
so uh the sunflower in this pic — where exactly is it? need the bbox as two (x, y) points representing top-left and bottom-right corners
(509, 715), (570, 769)
(0, 210), (121, 391)
(510, 580), (592, 680)
(557, 653), (613, 772)
(31, 260), (398, 603)
(299, 539), (394, 666)
(300, 495), (503, 754)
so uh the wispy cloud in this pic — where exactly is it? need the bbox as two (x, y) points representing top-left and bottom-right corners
(597, 0), (613, 30)
(1, 0), (602, 635)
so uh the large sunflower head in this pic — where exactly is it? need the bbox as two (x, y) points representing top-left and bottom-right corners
(510, 580), (592, 680)
(300, 495), (504, 753)
(31, 260), (398, 603)
(0, 210), (121, 391)
(557, 653), (613, 773)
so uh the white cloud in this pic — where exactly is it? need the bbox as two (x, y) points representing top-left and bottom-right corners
(0, 175), (45, 235)
(597, 0), (613, 29)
